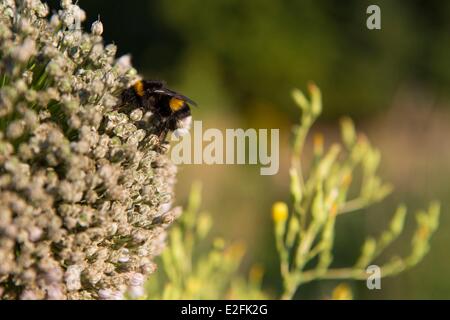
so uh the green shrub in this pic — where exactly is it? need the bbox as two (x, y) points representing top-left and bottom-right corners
(147, 84), (440, 300)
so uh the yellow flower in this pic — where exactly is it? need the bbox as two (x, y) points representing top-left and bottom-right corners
(313, 133), (324, 155)
(332, 283), (353, 300)
(330, 203), (338, 217)
(272, 202), (288, 222)
(342, 173), (353, 187)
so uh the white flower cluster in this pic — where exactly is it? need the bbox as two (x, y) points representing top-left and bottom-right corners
(0, 0), (181, 299)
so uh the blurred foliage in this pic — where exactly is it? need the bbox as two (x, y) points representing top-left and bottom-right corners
(331, 283), (353, 300)
(273, 84), (439, 299)
(146, 182), (267, 299)
(146, 85), (439, 300)
(75, 0), (450, 120)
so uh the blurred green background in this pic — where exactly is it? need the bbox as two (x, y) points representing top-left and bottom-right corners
(61, 0), (450, 298)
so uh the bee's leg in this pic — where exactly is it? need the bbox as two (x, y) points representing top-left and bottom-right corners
(156, 129), (171, 154)
(155, 112), (185, 151)
(158, 127), (169, 143)
(158, 114), (178, 140)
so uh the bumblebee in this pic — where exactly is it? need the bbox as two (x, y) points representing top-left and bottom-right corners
(118, 79), (196, 141)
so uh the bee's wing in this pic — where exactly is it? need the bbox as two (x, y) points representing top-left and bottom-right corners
(153, 88), (198, 107)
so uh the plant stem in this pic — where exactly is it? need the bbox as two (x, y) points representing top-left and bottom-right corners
(280, 274), (301, 300)
(337, 198), (368, 215)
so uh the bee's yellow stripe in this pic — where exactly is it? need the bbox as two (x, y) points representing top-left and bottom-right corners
(169, 97), (184, 112)
(133, 80), (145, 97)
